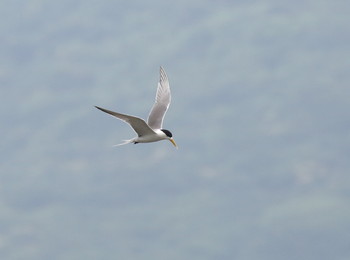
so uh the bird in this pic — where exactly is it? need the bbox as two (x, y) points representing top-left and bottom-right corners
(95, 66), (177, 148)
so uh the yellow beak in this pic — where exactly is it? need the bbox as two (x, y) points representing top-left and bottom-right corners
(169, 138), (178, 148)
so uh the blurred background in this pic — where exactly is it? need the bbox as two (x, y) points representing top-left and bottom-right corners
(1, 0), (350, 259)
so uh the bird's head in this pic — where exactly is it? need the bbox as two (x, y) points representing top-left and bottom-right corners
(161, 129), (177, 148)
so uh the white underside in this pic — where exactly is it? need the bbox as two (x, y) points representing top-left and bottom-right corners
(135, 129), (167, 143)
(115, 129), (167, 146)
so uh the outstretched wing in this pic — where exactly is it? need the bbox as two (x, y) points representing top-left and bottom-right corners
(95, 106), (156, 137)
(147, 66), (171, 129)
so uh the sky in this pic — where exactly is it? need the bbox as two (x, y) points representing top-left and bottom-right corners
(1, 0), (350, 259)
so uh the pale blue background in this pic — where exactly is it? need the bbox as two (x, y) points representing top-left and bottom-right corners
(1, 0), (350, 259)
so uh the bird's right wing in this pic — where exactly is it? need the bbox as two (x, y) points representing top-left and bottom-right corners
(95, 106), (156, 137)
(147, 66), (171, 129)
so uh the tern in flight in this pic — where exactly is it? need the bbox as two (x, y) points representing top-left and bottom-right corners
(95, 67), (177, 148)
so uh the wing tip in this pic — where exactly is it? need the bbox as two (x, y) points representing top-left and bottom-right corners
(159, 66), (168, 82)
(160, 66), (164, 77)
(95, 105), (104, 112)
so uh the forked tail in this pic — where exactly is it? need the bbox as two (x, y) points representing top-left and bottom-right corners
(113, 138), (135, 147)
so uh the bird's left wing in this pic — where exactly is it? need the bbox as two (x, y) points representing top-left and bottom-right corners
(95, 106), (155, 137)
(147, 66), (171, 129)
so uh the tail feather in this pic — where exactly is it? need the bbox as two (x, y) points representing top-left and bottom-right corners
(113, 139), (135, 147)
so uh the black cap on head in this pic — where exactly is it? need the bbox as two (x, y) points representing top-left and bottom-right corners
(161, 129), (173, 138)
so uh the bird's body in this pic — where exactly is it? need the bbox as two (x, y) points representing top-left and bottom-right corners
(95, 67), (177, 148)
